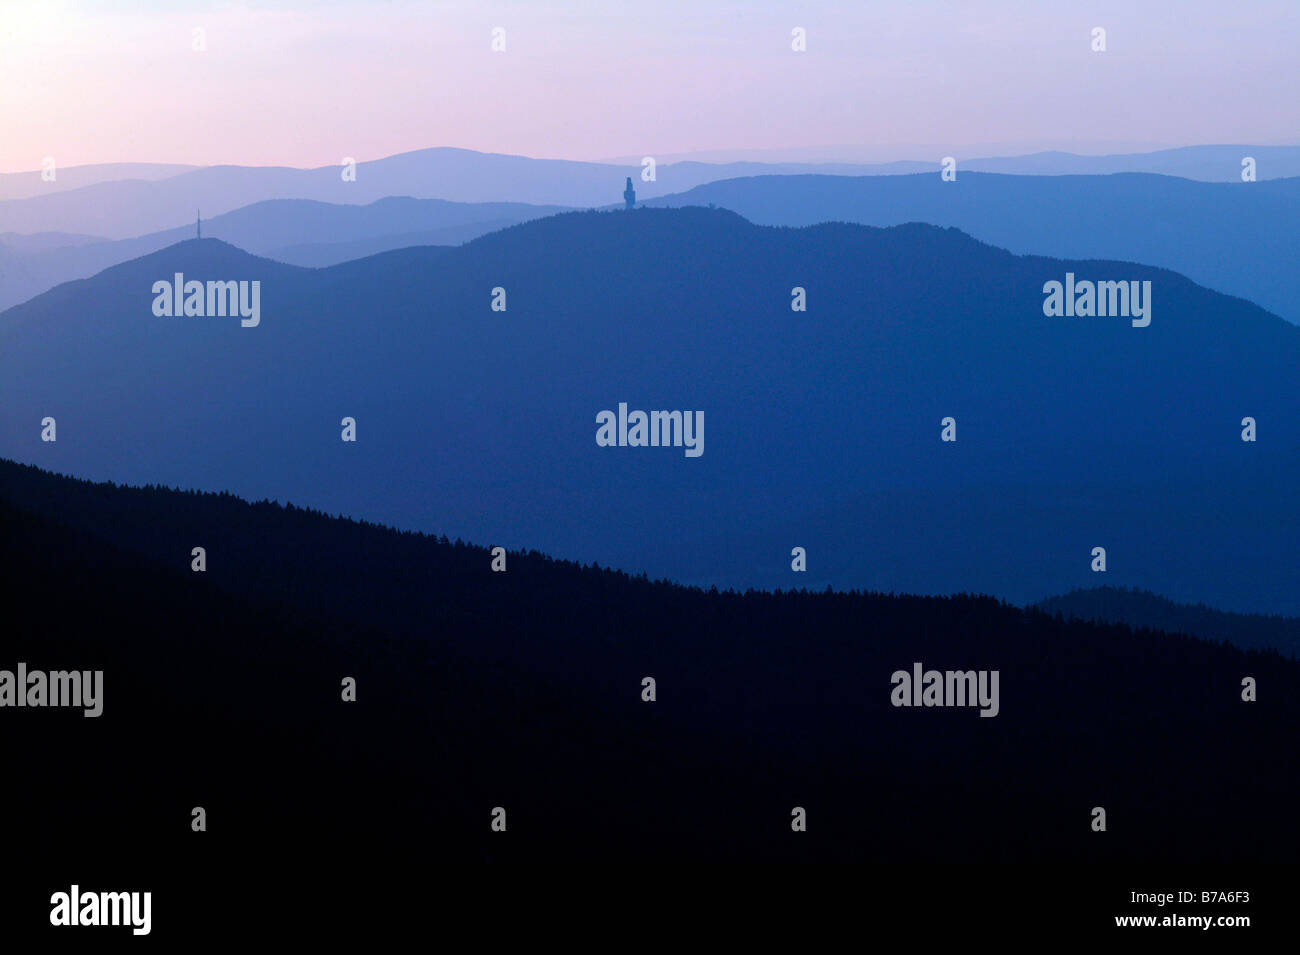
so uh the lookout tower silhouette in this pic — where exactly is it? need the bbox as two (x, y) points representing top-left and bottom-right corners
(623, 177), (636, 210)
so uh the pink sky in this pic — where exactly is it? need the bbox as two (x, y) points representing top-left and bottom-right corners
(1, 0), (1296, 173)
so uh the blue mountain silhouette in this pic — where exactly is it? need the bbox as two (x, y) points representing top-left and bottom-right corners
(0, 196), (568, 310)
(3, 209), (1298, 614)
(9, 171), (1293, 326)
(1035, 586), (1300, 659)
(648, 172), (1300, 324)
(0, 161), (198, 201)
(0, 147), (882, 238)
(10, 144), (1296, 239)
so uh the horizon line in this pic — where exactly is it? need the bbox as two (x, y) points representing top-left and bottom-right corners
(6, 141), (1300, 177)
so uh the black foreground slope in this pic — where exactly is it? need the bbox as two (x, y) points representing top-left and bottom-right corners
(1, 458), (1296, 870)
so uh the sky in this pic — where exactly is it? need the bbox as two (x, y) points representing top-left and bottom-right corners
(1, 0), (1296, 172)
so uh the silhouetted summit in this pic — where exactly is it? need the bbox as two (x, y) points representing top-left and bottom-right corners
(647, 172), (1300, 323)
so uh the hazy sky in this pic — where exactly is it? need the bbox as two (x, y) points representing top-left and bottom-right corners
(1, 0), (1296, 172)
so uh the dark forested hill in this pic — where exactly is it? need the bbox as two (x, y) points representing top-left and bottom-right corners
(1034, 587), (1300, 660)
(1, 458), (1295, 868)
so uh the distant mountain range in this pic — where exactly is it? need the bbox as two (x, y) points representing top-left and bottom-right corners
(605, 144), (1300, 180)
(647, 172), (1300, 325)
(934, 144), (1300, 180)
(4, 208), (1299, 614)
(0, 147), (879, 238)
(3, 144), (1296, 239)
(1035, 587), (1300, 659)
(0, 162), (199, 200)
(0, 231), (106, 252)
(4, 170), (1295, 322)
(0, 196), (568, 310)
